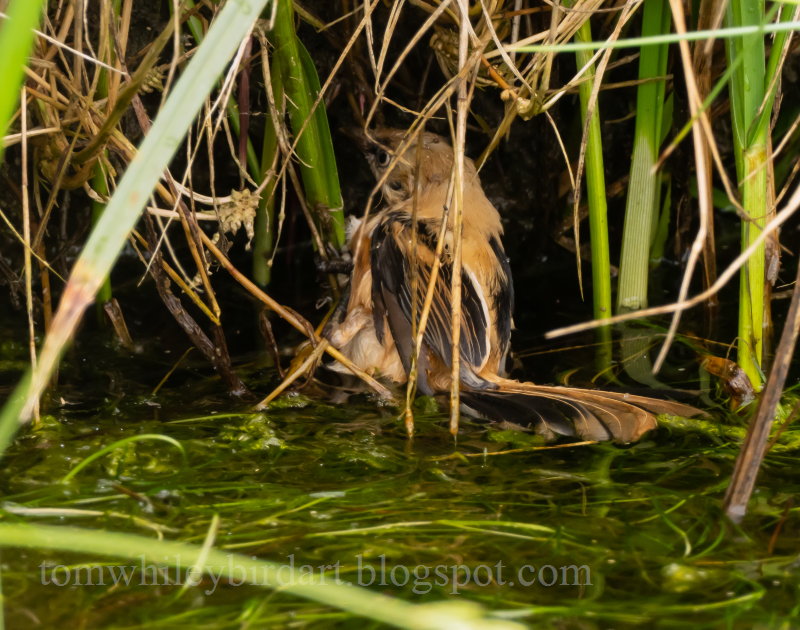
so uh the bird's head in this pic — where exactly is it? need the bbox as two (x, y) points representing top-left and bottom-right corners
(348, 127), (459, 204)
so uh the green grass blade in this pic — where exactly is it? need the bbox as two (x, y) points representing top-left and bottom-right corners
(60, 434), (187, 483)
(0, 0), (274, 456)
(573, 14), (612, 368)
(0, 0), (47, 163)
(516, 20), (800, 53)
(0, 523), (524, 630)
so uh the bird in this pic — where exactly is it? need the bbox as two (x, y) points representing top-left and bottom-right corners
(325, 127), (699, 443)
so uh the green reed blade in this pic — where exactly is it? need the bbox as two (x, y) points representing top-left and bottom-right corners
(573, 13), (612, 369)
(271, 0), (345, 249)
(617, 0), (671, 315)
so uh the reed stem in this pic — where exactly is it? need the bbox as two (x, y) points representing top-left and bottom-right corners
(574, 14), (612, 369)
(616, 0), (671, 314)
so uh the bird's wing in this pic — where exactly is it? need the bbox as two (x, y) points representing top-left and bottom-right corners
(370, 212), (490, 389)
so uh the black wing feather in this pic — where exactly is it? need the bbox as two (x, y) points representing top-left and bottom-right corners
(488, 235), (513, 353)
(370, 214), (489, 387)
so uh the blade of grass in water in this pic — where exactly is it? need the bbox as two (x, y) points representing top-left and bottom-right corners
(573, 13), (612, 371)
(615, 0), (671, 387)
(0, 0), (274, 456)
(0, 523), (524, 630)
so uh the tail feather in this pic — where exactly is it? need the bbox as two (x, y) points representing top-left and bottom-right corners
(461, 378), (702, 443)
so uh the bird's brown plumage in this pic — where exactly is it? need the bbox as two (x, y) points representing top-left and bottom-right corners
(327, 127), (699, 443)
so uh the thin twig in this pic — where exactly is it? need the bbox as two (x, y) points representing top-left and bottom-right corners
(652, 0), (718, 372)
(21, 87), (39, 424)
(253, 340), (328, 410)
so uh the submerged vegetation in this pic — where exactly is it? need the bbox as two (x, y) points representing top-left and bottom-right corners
(1, 0), (799, 627)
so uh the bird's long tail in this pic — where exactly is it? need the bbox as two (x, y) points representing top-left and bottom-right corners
(460, 377), (701, 443)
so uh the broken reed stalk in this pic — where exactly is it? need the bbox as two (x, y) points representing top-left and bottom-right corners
(724, 255), (800, 522)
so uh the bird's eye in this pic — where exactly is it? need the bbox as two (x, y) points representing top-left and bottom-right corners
(388, 180), (403, 192)
(376, 150), (391, 167)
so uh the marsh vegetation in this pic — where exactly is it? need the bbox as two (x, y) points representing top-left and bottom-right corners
(0, 0), (799, 627)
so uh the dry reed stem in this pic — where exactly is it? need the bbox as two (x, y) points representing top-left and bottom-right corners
(402, 127), (427, 435)
(20, 86), (39, 424)
(691, 0), (726, 328)
(253, 340), (329, 410)
(200, 232), (392, 400)
(652, 0), (720, 373)
(129, 230), (220, 325)
(448, 0), (473, 436)
(405, 175), (456, 433)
